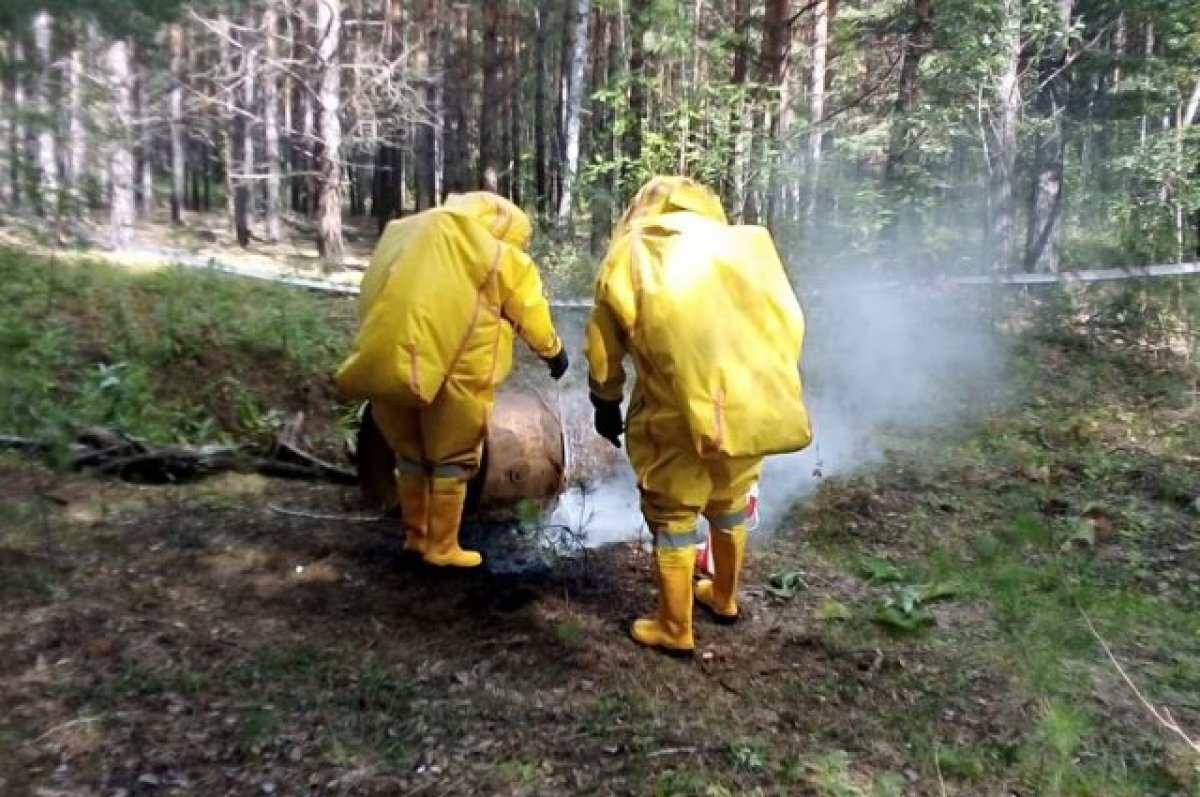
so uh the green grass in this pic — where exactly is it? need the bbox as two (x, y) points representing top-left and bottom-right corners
(788, 333), (1200, 795)
(1, 245), (1197, 795)
(0, 247), (357, 450)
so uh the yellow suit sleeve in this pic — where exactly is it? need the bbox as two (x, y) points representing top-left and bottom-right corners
(498, 247), (563, 360)
(584, 300), (627, 402)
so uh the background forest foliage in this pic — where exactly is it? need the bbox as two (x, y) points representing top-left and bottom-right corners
(0, 0), (1198, 280)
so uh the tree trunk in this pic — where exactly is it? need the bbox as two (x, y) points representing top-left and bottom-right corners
(314, 0), (345, 266)
(135, 63), (154, 216)
(884, 0), (933, 181)
(534, 0), (549, 214)
(481, 0), (501, 186)
(757, 0), (791, 229)
(556, 0), (590, 229)
(32, 12), (59, 218)
(0, 41), (9, 207)
(106, 40), (136, 249)
(723, 0), (753, 219)
(264, 2), (282, 242)
(414, 23), (436, 212)
(507, 7), (521, 203)
(589, 8), (613, 254)
(623, 0), (649, 200)
(169, 24), (186, 225)
(1025, 0), (1074, 273)
(9, 41), (26, 207)
(804, 0), (830, 229)
(990, 0), (1021, 272)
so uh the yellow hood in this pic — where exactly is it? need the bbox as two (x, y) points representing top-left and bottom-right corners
(615, 176), (728, 235)
(443, 191), (533, 250)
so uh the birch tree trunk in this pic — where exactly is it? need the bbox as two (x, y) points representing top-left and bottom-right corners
(1025, 0), (1074, 273)
(106, 40), (136, 249)
(263, 1), (282, 242)
(314, 0), (345, 265)
(32, 12), (59, 218)
(169, 24), (186, 224)
(990, 0), (1021, 272)
(242, 44), (257, 242)
(804, 0), (830, 228)
(556, 0), (590, 229)
(9, 41), (25, 207)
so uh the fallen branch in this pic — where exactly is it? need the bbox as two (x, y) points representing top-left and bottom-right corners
(0, 424), (357, 488)
(267, 503), (382, 523)
(1082, 609), (1200, 755)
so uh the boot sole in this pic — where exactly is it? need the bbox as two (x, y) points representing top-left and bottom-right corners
(628, 628), (695, 659)
(696, 602), (740, 626)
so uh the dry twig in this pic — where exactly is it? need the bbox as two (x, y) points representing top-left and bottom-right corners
(1081, 609), (1200, 755)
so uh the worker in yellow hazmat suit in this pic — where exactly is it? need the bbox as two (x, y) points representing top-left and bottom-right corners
(335, 192), (568, 568)
(586, 176), (812, 654)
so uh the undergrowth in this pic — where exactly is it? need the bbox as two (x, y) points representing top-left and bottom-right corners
(0, 247), (357, 453)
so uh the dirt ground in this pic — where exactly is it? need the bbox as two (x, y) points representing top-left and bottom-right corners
(2, 453), (1008, 797)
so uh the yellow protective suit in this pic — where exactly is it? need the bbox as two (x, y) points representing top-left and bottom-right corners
(335, 192), (563, 567)
(585, 176), (811, 651)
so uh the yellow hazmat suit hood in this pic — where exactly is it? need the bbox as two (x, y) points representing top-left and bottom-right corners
(587, 177), (811, 460)
(443, 191), (533, 250)
(335, 194), (561, 409)
(614, 175), (728, 235)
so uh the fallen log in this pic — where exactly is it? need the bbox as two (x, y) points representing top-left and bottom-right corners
(0, 425), (357, 487)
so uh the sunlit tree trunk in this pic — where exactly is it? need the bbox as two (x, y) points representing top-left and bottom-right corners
(107, 39), (136, 249)
(32, 12), (59, 218)
(989, 0), (1021, 272)
(314, 0), (345, 265)
(169, 24), (186, 224)
(556, 0), (590, 229)
(264, 1), (282, 242)
(804, 0), (830, 229)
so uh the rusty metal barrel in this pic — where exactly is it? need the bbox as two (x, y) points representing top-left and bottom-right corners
(355, 392), (567, 514)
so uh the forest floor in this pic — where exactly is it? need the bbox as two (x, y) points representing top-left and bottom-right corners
(1, 246), (1199, 796)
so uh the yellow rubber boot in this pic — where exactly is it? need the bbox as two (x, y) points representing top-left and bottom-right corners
(423, 477), (482, 568)
(631, 546), (695, 656)
(396, 473), (430, 556)
(695, 524), (746, 624)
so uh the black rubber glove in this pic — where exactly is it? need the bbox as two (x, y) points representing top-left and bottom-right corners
(590, 394), (624, 448)
(543, 348), (569, 380)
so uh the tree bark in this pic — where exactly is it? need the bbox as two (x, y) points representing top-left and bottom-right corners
(1025, 0), (1074, 273)
(314, 0), (345, 266)
(804, 0), (830, 228)
(414, 21), (436, 212)
(169, 24), (186, 225)
(481, 0), (501, 186)
(757, 0), (791, 229)
(534, 0), (549, 214)
(263, 2), (282, 242)
(506, 6), (521, 202)
(723, 0), (753, 219)
(106, 40), (136, 249)
(556, 0), (590, 229)
(623, 0), (649, 200)
(990, 0), (1021, 272)
(10, 41), (26, 207)
(32, 12), (59, 218)
(589, 8), (613, 254)
(884, 0), (933, 181)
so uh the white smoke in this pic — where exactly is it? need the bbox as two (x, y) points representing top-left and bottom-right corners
(533, 272), (1007, 546)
